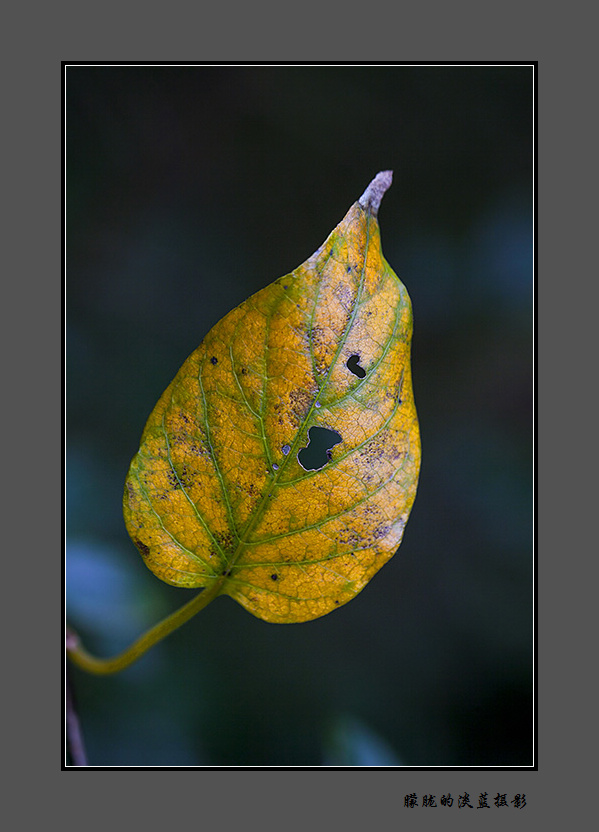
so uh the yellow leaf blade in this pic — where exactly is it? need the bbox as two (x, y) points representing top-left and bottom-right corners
(123, 171), (421, 622)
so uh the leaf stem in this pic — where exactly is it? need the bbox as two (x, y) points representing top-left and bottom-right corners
(66, 581), (223, 675)
(66, 670), (88, 765)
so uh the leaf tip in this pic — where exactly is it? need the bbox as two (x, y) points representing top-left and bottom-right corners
(358, 170), (393, 217)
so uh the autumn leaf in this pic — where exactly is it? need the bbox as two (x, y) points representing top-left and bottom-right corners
(123, 171), (421, 623)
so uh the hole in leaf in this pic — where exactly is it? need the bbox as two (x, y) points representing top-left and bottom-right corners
(346, 354), (366, 378)
(297, 427), (342, 471)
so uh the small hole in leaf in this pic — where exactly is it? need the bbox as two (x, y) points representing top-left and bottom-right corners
(298, 426), (342, 471)
(346, 354), (366, 378)
(281, 444), (291, 455)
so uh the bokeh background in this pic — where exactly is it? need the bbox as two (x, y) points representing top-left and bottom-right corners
(66, 64), (533, 767)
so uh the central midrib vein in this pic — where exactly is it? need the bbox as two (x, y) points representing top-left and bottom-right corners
(223, 206), (376, 574)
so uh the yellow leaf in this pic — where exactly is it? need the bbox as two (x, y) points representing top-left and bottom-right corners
(123, 172), (421, 623)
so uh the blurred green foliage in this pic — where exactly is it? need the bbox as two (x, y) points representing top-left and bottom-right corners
(67, 64), (533, 767)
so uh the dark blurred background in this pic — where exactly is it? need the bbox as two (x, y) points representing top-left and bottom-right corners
(66, 64), (533, 767)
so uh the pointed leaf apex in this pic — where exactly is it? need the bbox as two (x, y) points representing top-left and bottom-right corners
(358, 170), (393, 216)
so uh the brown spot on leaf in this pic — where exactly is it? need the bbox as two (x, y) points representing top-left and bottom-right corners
(179, 465), (194, 490)
(289, 388), (315, 426)
(336, 529), (361, 547)
(215, 531), (235, 552)
(134, 539), (150, 557)
(334, 281), (354, 308)
(167, 469), (181, 489)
